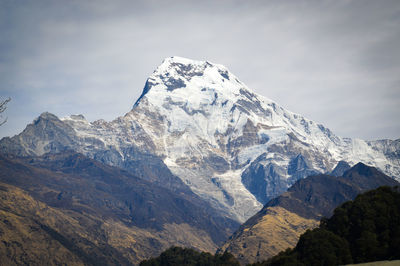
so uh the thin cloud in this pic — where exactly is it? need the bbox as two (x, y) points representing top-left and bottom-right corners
(0, 0), (399, 140)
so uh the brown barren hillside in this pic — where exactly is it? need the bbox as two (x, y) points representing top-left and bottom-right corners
(219, 206), (318, 264)
(0, 153), (238, 265)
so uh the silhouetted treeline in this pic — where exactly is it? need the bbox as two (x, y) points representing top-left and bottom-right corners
(139, 246), (240, 266)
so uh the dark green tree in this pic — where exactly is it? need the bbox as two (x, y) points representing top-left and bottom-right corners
(324, 186), (400, 262)
(295, 228), (352, 266)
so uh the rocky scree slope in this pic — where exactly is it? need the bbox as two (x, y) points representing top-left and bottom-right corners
(1, 56), (399, 222)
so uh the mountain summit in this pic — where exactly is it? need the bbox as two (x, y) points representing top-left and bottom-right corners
(136, 56), (250, 105)
(1, 57), (399, 222)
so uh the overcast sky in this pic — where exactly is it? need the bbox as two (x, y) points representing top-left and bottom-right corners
(1, 0), (399, 140)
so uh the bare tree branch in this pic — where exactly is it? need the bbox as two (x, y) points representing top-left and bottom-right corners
(0, 97), (11, 126)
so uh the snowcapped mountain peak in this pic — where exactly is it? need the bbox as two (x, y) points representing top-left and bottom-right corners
(132, 57), (277, 140)
(134, 56), (256, 108)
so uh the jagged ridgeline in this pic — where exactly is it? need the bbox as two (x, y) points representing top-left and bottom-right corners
(252, 186), (400, 266)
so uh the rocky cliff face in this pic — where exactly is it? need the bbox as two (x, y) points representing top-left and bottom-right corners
(1, 56), (399, 222)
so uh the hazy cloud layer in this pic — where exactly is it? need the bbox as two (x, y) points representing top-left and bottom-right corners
(0, 0), (399, 140)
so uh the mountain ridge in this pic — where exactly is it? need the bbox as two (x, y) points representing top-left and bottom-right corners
(219, 162), (399, 265)
(1, 56), (399, 222)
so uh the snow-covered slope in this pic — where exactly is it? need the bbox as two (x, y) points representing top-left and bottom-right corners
(1, 56), (399, 222)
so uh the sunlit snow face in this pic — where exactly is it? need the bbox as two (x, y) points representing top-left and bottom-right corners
(136, 58), (249, 136)
(141, 57), (254, 114)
